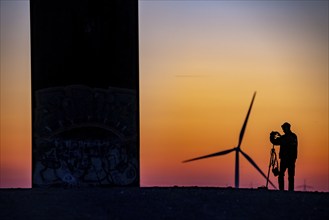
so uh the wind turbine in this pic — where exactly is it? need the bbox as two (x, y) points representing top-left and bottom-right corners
(183, 92), (276, 189)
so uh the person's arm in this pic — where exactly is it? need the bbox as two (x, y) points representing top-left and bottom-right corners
(293, 134), (298, 160)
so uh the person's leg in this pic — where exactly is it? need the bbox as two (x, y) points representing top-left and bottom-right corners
(279, 160), (287, 190)
(288, 160), (296, 191)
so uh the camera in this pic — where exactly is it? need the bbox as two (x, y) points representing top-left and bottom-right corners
(270, 131), (281, 138)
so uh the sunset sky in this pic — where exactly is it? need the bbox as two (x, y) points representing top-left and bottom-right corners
(0, 0), (31, 188)
(1, 1), (328, 191)
(139, 0), (328, 191)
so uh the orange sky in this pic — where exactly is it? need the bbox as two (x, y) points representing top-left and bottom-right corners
(0, 0), (31, 188)
(139, 1), (328, 191)
(0, 1), (328, 192)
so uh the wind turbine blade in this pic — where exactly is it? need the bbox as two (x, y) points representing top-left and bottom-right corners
(240, 149), (277, 189)
(182, 148), (236, 163)
(238, 92), (256, 148)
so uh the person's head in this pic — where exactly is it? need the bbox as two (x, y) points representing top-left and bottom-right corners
(281, 122), (291, 134)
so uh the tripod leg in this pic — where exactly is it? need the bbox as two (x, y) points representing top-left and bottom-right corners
(266, 154), (272, 188)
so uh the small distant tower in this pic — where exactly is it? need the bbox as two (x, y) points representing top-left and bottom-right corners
(297, 179), (313, 191)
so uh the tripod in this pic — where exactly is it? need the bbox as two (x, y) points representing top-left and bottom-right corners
(266, 144), (278, 189)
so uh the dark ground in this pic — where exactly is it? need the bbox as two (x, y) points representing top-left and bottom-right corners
(0, 187), (328, 220)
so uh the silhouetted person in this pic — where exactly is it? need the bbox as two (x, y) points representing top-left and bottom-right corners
(270, 122), (298, 191)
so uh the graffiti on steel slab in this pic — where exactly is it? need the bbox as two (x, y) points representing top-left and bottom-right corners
(33, 85), (138, 187)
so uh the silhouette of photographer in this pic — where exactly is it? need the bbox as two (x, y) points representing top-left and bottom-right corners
(270, 122), (298, 191)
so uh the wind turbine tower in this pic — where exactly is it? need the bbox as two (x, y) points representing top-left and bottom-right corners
(183, 92), (276, 189)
